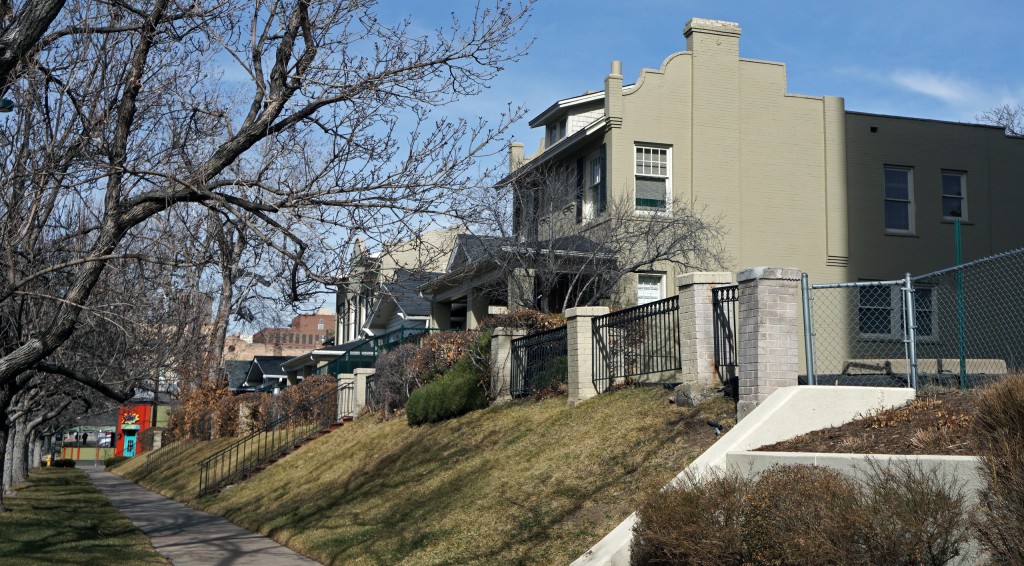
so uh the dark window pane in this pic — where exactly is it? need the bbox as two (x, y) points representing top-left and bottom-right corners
(885, 201), (910, 230)
(942, 173), (963, 196)
(942, 196), (962, 218)
(885, 169), (909, 199)
(859, 307), (890, 334)
(860, 286), (889, 307)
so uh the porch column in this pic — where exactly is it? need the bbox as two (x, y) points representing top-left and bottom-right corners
(678, 272), (734, 389)
(430, 301), (451, 329)
(490, 327), (529, 402)
(736, 267), (801, 421)
(566, 306), (610, 406)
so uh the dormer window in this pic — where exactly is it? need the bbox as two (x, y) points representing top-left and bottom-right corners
(546, 118), (567, 146)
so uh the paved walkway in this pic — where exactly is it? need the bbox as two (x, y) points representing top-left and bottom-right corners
(83, 465), (321, 565)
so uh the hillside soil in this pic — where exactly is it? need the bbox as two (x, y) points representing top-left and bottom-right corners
(115, 387), (736, 566)
(759, 387), (978, 455)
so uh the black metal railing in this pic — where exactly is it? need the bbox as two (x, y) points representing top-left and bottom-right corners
(510, 325), (568, 397)
(143, 437), (186, 474)
(712, 284), (739, 397)
(365, 374), (380, 411)
(197, 382), (341, 497)
(593, 296), (680, 393)
(338, 380), (356, 420)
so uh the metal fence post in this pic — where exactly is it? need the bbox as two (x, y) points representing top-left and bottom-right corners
(902, 274), (919, 389)
(801, 273), (816, 386)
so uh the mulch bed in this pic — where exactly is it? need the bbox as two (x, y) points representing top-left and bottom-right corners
(757, 388), (979, 456)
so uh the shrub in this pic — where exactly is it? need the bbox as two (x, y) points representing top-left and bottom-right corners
(973, 373), (1024, 564)
(104, 456), (130, 468)
(407, 355), (488, 425)
(744, 465), (862, 565)
(631, 472), (748, 566)
(408, 331), (482, 383)
(51, 459), (77, 468)
(479, 309), (564, 333)
(632, 463), (970, 566)
(372, 343), (422, 416)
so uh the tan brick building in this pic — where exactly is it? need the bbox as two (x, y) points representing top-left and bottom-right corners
(502, 17), (1024, 305)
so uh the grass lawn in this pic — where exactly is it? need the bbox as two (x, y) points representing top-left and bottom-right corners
(0, 467), (166, 565)
(118, 388), (735, 565)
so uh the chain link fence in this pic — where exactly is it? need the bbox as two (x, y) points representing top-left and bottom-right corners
(805, 247), (1024, 389)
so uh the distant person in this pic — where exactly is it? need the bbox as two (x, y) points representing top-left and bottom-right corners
(74, 432), (80, 445)
(82, 432), (89, 446)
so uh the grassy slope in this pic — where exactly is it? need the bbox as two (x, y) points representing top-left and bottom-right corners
(0, 468), (166, 565)
(119, 388), (735, 565)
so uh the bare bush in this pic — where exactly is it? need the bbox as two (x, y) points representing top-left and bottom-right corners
(631, 472), (747, 566)
(973, 373), (1024, 564)
(632, 463), (970, 566)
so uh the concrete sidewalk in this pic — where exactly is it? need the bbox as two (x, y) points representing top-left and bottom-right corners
(83, 465), (321, 565)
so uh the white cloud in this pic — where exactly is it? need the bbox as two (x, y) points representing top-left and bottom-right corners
(888, 70), (978, 106)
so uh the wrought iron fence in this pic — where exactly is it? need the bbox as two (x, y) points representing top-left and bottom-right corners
(197, 381), (339, 497)
(510, 325), (568, 397)
(592, 296), (680, 394)
(338, 381), (356, 420)
(712, 285), (739, 397)
(143, 437), (187, 474)
(804, 247), (1024, 389)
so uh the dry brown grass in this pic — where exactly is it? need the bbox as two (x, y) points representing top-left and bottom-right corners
(118, 388), (735, 565)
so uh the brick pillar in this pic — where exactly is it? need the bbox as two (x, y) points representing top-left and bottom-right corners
(678, 272), (735, 389)
(353, 368), (373, 415)
(490, 327), (528, 402)
(736, 267), (801, 420)
(566, 306), (610, 406)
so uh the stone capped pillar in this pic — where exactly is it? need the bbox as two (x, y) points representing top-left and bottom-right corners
(678, 271), (735, 389)
(490, 327), (529, 402)
(736, 267), (801, 420)
(353, 368), (373, 415)
(337, 373), (355, 421)
(566, 306), (610, 406)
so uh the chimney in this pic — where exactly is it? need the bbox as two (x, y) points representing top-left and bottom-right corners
(684, 18), (741, 56)
(509, 142), (525, 172)
(605, 60), (623, 128)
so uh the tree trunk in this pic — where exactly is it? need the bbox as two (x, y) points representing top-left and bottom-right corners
(11, 421), (27, 485)
(2, 422), (14, 495)
(30, 432), (42, 470)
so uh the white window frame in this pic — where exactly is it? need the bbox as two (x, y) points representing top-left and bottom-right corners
(634, 144), (671, 214)
(582, 152), (602, 221)
(884, 165), (915, 234)
(637, 273), (666, 305)
(857, 285), (936, 341)
(941, 170), (968, 221)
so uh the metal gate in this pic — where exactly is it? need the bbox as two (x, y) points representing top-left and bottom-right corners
(712, 285), (739, 397)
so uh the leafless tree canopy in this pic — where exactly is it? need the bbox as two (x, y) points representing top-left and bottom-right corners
(0, 0), (534, 510)
(471, 163), (725, 313)
(979, 103), (1024, 137)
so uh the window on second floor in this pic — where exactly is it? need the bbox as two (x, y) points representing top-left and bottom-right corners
(546, 118), (567, 146)
(941, 170), (967, 220)
(318, 319), (325, 330)
(884, 166), (914, 234)
(575, 145), (606, 224)
(635, 145), (670, 212)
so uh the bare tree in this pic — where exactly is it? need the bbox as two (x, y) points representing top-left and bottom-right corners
(979, 103), (1024, 137)
(0, 0), (534, 510)
(469, 164), (725, 313)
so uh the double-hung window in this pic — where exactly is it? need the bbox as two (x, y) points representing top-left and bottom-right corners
(941, 171), (967, 220)
(857, 285), (935, 340)
(884, 166), (914, 234)
(583, 154), (602, 221)
(635, 145), (670, 212)
(637, 274), (665, 305)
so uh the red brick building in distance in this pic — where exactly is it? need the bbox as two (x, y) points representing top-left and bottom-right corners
(252, 309), (336, 348)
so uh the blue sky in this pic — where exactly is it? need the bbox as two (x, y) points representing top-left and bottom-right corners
(401, 0), (1024, 153)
